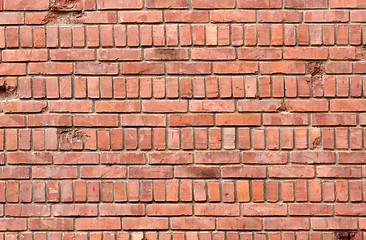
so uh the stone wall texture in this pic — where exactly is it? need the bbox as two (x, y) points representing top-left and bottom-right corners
(0, 0), (366, 239)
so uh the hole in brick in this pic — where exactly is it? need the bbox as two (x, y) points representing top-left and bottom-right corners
(280, 102), (292, 112)
(356, 47), (366, 60)
(336, 232), (360, 240)
(308, 62), (325, 76)
(42, 0), (84, 24)
(311, 136), (321, 149)
(0, 79), (17, 100)
(50, 0), (78, 11)
(59, 129), (84, 143)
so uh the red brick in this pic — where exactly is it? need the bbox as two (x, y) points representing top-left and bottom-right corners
(284, 99), (328, 112)
(96, 101), (141, 113)
(339, 152), (366, 164)
(75, 11), (117, 24)
(317, 166), (362, 178)
(2, 49), (48, 62)
(149, 152), (193, 164)
(195, 203), (240, 216)
(76, 218), (121, 230)
(285, 0), (328, 8)
(98, 49), (142, 61)
(330, 47), (358, 60)
(269, 166), (315, 178)
(238, 100), (282, 112)
(242, 152), (288, 164)
(54, 153), (98, 165)
(312, 218), (357, 230)
(0, 63), (26, 76)
(169, 114), (214, 126)
(122, 114), (166, 126)
(167, 62), (211, 74)
(75, 63), (119, 75)
(32, 166), (78, 179)
(261, 62), (306, 74)
(312, 113), (357, 126)
(238, 0), (281, 8)
(98, 0), (142, 9)
(28, 115), (72, 127)
(101, 152), (145, 164)
(8, 152), (52, 164)
(145, 48), (189, 61)
(222, 166), (266, 178)
(210, 10), (256, 22)
(192, 48), (236, 60)
(129, 166), (173, 179)
(0, 219), (27, 231)
(283, 48), (328, 60)
(53, 204), (98, 216)
(123, 218), (168, 230)
(214, 62), (258, 74)
(325, 62), (352, 74)
(263, 114), (308, 126)
(29, 63), (73, 75)
(354, 62), (366, 73)
(171, 217), (215, 230)
(0, 12), (24, 25)
(351, 11), (366, 22)
(289, 204), (333, 216)
(217, 218), (262, 230)
(196, 151), (240, 164)
(146, 0), (189, 8)
(192, 0), (235, 8)
(74, 115), (119, 127)
(264, 218), (309, 230)
(50, 49), (95, 61)
(238, 48), (282, 60)
(100, 204), (145, 216)
(143, 100), (187, 113)
(49, 100), (93, 113)
(0, 167), (30, 179)
(119, 11), (163, 23)
(121, 62), (164, 75)
(330, 0), (366, 8)
(243, 204), (287, 216)
(81, 166), (126, 178)
(165, 10), (209, 22)
(5, 0), (48, 9)
(258, 11), (303, 23)
(304, 10), (349, 22)
(216, 114), (261, 126)
(336, 204), (366, 215)
(147, 204), (192, 216)
(3, 101), (47, 113)
(175, 166), (220, 178)
(291, 152), (336, 164)
(190, 100), (235, 112)
(30, 218), (74, 231)
(5, 204), (50, 216)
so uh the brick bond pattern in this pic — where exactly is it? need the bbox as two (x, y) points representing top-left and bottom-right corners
(0, 0), (366, 239)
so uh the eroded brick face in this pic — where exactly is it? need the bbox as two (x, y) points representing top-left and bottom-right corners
(0, 0), (366, 238)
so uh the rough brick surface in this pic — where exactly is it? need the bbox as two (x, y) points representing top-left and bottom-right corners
(0, 0), (366, 238)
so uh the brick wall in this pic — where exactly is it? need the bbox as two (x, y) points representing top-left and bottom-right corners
(0, 0), (366, 238)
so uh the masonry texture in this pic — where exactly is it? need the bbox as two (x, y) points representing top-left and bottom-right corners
(0, 0), (366, 239)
